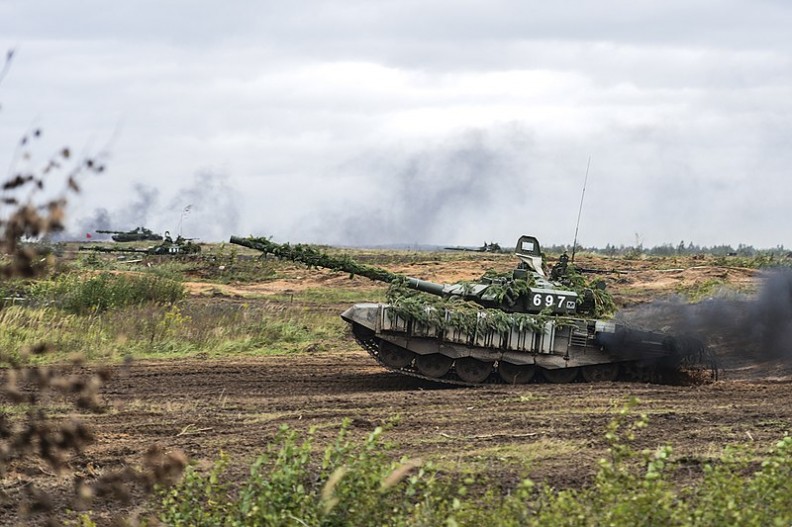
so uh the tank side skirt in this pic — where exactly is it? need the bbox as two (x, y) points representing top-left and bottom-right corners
(378, 308), (620, 369)
(348, 305), (716, 384)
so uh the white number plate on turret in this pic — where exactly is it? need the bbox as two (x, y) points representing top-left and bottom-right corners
(529, 291), (578, 314)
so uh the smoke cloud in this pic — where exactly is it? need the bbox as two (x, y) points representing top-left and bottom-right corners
(68, 171), (240, 242)
(300, 127), (539, 246)
(166, 171), (241, 242)
(617, 268), (792, 375)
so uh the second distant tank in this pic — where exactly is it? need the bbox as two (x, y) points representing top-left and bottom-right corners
(79, 232), (201, 256)
(96, 227), (163, 242)
(444, 241), (503, 253)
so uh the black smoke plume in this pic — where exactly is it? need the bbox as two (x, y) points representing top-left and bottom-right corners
(617, 268), (792, 376)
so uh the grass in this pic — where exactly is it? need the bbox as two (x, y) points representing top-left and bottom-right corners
(675, 279), (728, 302)
(433, 439), (587, 472)
(0, 251), (386, 364)
(269, 287), (386, 304)
(0, 300), (346, 363)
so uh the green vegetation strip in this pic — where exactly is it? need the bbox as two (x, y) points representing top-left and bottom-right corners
(0, 272), (343, 362)
(148, 400), (792, 527)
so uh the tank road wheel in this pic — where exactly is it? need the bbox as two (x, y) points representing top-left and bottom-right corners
(378, 341), (415, 369)
(455, 358), (493, 384)
(498, 362), (536, 384)
(542, 367), (579, 384)
(582, 363), (620, 383)
(415, 354), (453, 378)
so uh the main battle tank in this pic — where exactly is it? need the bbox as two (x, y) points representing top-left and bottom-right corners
(96, 227), (163, 242)
(80, 234), (201, 256)
(230, 235), (715, 385)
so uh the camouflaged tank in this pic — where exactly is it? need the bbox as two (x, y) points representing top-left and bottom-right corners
(96, 227), (163, 242)
(230, 235), (715, 385)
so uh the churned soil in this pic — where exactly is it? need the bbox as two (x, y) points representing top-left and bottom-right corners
(7, 337), (792, 525)
(7, 351), (789, 525)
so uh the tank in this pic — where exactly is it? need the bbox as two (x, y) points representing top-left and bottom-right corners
(230, 234), (715, 385)
(96, 227), (163, 242)
(444, 241), (503, 253)
(79, 234), (201, 256)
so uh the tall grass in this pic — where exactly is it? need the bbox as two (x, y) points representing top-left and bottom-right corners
(0, 300), (344, 363)
(29, 272), (184, 314)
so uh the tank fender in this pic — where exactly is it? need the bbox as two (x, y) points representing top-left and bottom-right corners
(340, 303), (380, 331)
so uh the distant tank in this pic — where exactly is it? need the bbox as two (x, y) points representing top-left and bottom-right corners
(96, 227), (163, 242)
(230, 234), (715, 385)
(444, 241), (504, 253)
(80, 233), (200, 256)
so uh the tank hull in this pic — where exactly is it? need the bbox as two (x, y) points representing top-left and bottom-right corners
(341, 303), (713, 384)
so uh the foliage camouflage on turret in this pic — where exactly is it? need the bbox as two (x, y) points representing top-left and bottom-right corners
(561, 268), (617, 317)
(385, 279), (566, 334)
(229, 235), (615, 331)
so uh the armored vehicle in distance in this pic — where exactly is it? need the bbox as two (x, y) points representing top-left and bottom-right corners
(80, 234), (200, 256)
(96, 227), (163, 242)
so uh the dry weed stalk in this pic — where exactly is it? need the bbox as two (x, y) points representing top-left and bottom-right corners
(0, 49), (185, 525)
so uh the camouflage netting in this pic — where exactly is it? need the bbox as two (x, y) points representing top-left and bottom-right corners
(385, 279), (569, 334)
(230, 236), (400, 283)
(562, 268), (617, 318)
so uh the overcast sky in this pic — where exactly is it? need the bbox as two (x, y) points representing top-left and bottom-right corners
(1, 1), (791, 248)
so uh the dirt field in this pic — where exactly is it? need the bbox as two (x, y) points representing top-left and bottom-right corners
(90, 352), (792, 481)
(4, 250), (792, 524)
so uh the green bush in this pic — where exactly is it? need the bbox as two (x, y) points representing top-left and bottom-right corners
(155, 401), (792, 527)
(30, 272), (184, 314)
(158, 421), (438, 527)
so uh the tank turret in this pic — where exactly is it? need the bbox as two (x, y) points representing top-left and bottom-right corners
(229, 235), (587, 316)
(230, 234), (715, 385)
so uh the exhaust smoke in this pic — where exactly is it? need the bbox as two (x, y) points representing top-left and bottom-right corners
(617, 268), (792, 376)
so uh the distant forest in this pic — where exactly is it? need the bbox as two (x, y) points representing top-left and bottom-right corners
(544, 241), (789, 258)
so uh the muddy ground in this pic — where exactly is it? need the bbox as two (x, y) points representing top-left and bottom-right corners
(3, 250), (792, 525)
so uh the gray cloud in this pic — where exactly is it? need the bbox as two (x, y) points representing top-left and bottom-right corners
(9, 1), (791, 53)
(3, 2), (792, 247)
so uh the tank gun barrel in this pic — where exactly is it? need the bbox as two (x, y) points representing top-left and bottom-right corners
(78, 246), (150, 254)
(229, 236), (485, 300)
(229, 235), (582, 315)
(95, 230), (124, 234)
(407, 277), (452, 297)
(230, 236), (401, 283)
(231, 236), (469, 298)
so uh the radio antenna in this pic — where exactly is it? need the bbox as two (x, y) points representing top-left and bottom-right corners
(571, 156), (591, 264)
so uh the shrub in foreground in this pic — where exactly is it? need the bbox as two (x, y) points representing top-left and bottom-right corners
(155, 401), (792, 527)
(158, 421), (439, 527)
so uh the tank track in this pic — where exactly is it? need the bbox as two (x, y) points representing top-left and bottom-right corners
(351, 324), (718, 386)
(352, 325), (487, 386)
